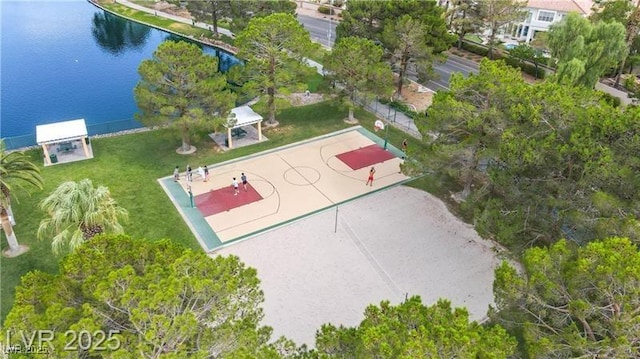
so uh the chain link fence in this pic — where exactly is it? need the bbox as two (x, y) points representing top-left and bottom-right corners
(353, 94), (422, 139)
(2, 119), (144, 150)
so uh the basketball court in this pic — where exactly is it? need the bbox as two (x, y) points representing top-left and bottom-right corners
(159, 127), (410, 251)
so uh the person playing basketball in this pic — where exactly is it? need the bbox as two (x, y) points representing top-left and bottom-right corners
(366, 167), (376, 186)
(232, 177), (239, 195)
(241, 173), (248, 191)
(173, 166), (180, 181)
(401, 138), (408, 160)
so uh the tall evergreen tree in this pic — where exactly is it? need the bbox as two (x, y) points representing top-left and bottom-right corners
(186, 0), (226, 36)
(315, 297), (516, 358)
(2, 235), (280, 357)
(226, 0), (297, 33)
(492, 237), (640, 357)
(134, 40), (236, 153)
(335, 0), (386, 42)
(447, 0), (485, 49)
(479, 0), (528, 59)
(323, 37), (394, 122)
(337, 0), (454, 92)
(231, 13), (314, 126)
(418, 59), (526, 199)
(382, 15), (437, 97)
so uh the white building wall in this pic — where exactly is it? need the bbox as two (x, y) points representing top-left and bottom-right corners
(437, 0), (592, 45)
(507, 8), (572, 43)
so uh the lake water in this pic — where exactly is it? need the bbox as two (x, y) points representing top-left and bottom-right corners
(1, 0), (240, 148)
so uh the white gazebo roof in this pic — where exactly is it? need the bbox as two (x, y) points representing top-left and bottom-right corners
(36, 119), (88, 144)
(227, 106), (263, 128)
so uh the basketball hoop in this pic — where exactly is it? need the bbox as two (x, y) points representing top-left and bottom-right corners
(374, 120), (384, 132)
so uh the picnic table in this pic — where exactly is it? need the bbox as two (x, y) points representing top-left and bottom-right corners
(57, 141), (77, 153)
(231, 127), (247, 138)
(225, 127), (248, 147)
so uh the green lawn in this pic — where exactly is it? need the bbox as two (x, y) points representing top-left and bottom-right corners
(464, 34), (484, 44)
(306, 72), (324, 92)
(98, 1), (235, 46)
(0, 101), (388, 322)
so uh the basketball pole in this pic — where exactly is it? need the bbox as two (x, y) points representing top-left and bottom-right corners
(383, 122), (389, 150)
(334, 206), (339, 233)
(188, 184), (194, 208)
(384, 101), (393, 150)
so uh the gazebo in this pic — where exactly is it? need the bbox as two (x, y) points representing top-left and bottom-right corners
(36, 119), (93, 166)
(225, 106), (263, 149)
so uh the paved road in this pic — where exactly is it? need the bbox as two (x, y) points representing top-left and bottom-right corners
(297, 14), (336, 48)
(295, 15), (479, 91)
(421, 54), (479, 91)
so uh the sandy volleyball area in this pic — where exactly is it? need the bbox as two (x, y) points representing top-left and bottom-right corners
(214, 186), (502, 347)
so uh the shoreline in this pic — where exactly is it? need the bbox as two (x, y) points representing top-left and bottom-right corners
(89, 0), (238, 54)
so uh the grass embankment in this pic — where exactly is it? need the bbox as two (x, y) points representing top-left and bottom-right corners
(463, 34), (484, 43)
(98, 1), (235, 46)
(0, 101), (394, 322)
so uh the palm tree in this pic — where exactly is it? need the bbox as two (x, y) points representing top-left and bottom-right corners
(38, 179), (128, 255)
(0, 140), (43, 257)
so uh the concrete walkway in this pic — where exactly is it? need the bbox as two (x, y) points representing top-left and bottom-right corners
(113, 0), (234, 37)
(596, 81), (633, 106)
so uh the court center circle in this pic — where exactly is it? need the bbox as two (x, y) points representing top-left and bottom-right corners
(283, 166), (321, 186)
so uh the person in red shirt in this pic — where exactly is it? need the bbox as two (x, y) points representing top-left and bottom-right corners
(366, 167), (376, 186)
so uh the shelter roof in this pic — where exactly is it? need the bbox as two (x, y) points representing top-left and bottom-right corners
(227, 106), (263, 128)
(527, 0), (593, 15)
(36, 118), (88, 144)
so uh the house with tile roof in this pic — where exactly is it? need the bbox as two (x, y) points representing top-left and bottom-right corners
(505, 0), (594, 43)
(437, 0), (596, 44)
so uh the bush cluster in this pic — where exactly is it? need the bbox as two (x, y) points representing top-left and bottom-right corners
(461, 41), (546, 79)
(623, 75), (638, 93)
(461, 41), (489, 57)
(600, 92), (622, 107)
(317, 5), (335, 15)
(379, 98), (421, 119)
(504, 57), (546, 79)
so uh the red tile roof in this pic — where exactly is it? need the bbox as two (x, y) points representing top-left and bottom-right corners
(526, 0), (593, 15)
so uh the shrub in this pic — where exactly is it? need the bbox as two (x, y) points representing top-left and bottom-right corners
(317, 5), (334, 15)
(522, 62), (546, 79)
(461, 41), (488, 57)
(600, 92), (622, 107)
(504, 56), (546, 79)
(623, 75), (638, 93)
(379, 99), (420, 119)
(536, 55), (550, 66)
